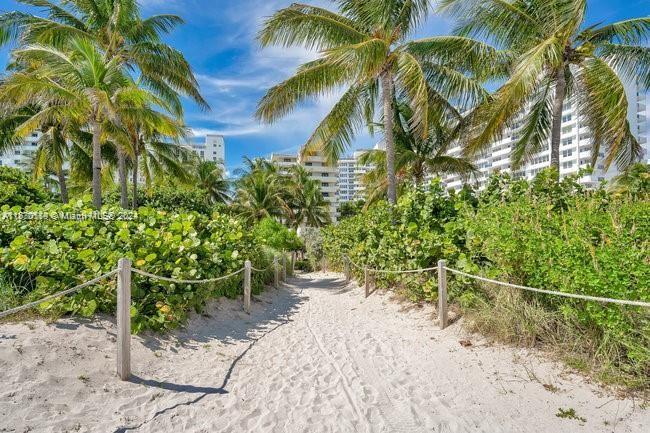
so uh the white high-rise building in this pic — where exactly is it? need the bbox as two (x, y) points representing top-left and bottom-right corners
(270, 152), (339, 221)
(0, 131), (41, 171)
(337, 149), (374, 202)
(441, 80), (648, 190)
(190, 134), (226, 169)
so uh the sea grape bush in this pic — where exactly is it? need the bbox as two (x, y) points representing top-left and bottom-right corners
(323, 169), (649, 386)
(0, 199), (274, 332)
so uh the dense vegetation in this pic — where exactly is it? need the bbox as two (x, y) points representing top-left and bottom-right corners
(0, 169), (300, 332)
(323, 168), (649, 390)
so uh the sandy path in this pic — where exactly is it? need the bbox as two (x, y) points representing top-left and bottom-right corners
(0, 272), (648, 432)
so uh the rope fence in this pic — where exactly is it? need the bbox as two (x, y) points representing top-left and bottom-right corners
(0, 269), (119, 320)
(0, 253), (296, 381)
(343, 256), (650, 330)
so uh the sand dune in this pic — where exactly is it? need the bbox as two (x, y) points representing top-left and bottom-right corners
(0, 272), (648, 432)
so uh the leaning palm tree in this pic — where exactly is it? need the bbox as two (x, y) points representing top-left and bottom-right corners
(360, 103), (477, 205)
(196, 161), (230, 205)
(257, 1), (497, 205)
(440, 0), (650, 170)
(1, 37), (131, 208)
(0, 0), (208, 115)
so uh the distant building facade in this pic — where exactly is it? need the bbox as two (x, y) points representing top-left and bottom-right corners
(0, 131), (41, 171)
(189, 134), (226, 169)
(337, 149), (374, 203)
(441, 80), (648, 190)
(270, 152), (338, 222)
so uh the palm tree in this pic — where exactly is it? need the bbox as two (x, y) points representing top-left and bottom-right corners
(1, 37), (130, 208)
(196, 161), (230, 204)
(440, 0), (650, 171)
(109, 81), (189, 208)
(0, 0), (207, 116)
(257, 1), (496, 205)
(285, 165), (330, 228)
(359, 103), (477, 205)
(32, 123), (71, 203)
(234, 168), (286, 223)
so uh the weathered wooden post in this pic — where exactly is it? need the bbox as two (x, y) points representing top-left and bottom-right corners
(438, 260), (448, 330)
(117, 258), (131, 381)
(282, 254), (287, 281)
(364, 267), (369, 298)
(344, 258), (350, 282)
(273, 256), (279, 288)
(244, 260), (251, 314)
(291, 251), (296, 275)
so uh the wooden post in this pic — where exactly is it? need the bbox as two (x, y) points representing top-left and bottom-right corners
(243, 260), (251, 314)
(282, 254), (287, 281)
(344, 258), (350, 282)
(364, 267), (369, 298)
(117, 258), (131, 381)
(291, 251), (296, 275)
(273, 256), (279, 288)
(438, 260), (448, 330)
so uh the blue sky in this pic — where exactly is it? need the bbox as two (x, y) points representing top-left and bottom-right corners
(1, 0), (648, 173)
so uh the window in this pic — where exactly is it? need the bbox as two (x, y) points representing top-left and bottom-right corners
(562, 161), (573, 169)
(305, 162), (312, 166)
(321, 173), (329, 177)
(32, 142), (37, 147)
(15, 150), (20, 155)
(562, 126), (573, 134)
(283, 158), (292, 162)
(562, 149), (573, 157)
(31, 133), (38, 138)
(561, 138), (573, 146)
(200, 151), (204, 158)
(562, 114), (572, 122)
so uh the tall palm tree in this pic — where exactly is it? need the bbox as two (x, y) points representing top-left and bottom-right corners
(441, 0), (650, 170)
(196, 161), (230, 205)
(0, 37), (130, 208)
(285, 165), (330, 228)
(0, 0), (208, 116)
(257, 1), (496, 205)
(359, 103), (477, 205)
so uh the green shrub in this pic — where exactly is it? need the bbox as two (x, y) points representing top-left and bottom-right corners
(323, 171), (650, 389)
(253, 217), (302, 251)
(0, 167), (49, 207)
(301, 227), (323, 270)
(0, 199), (273, 332)
(105, 185), (219, 215)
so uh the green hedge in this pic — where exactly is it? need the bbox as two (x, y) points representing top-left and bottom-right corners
(1, 200), (273, 332)
(323, 172), (650, 386)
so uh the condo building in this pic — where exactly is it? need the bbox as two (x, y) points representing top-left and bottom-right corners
(269, 152), (339, 221)
(337, 149), (374, 203)
(441, 80), (648, 190)
(0, 131), (42, 171)
(189, 134), (226, 169)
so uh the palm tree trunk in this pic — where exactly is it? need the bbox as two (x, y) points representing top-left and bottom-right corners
(381, 70), (397, 205)
(117, 148), (128, 209)
(57, 168), (68, 204)
(91, 119), (102, 209)
(550, 66), (567, 171)
(131, 147), (139, 209)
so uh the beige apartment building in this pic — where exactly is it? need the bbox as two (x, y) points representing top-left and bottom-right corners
(269, 152), (339, 221)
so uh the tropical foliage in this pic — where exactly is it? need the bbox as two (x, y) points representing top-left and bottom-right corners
(441, 0), (650, 171)
(257, 0), (498, 204)
(234, 159), (330, 228)
(323, 169), (649, 389)
(0, 0), (204, 208)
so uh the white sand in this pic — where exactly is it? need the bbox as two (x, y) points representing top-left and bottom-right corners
(0, 272), (648, 432)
